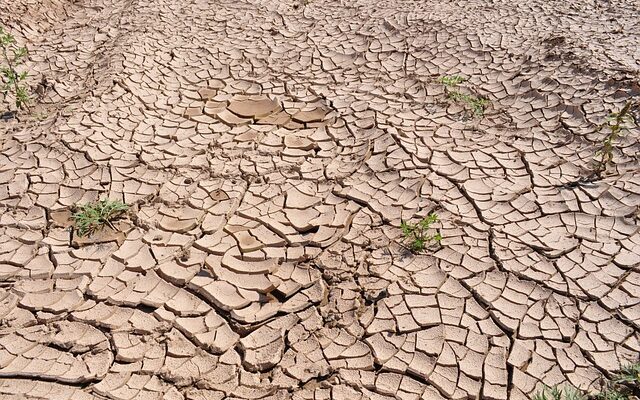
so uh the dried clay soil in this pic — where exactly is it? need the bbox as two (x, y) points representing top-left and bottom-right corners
(0, 0), (640, 399)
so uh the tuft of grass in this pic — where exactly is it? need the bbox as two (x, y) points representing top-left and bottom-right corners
(439, 74), (488, 117)
(531, 363), (640, 400)
(1, 26), (30, 111)
(614, 363), (640, 386)
(448, 91), (489, 117)
(400, 212), (442, 253)
(72, 199), (129, 237)
(595, 362), (640, 400)
(532, 385), (586, 400)
(438, 75), (466, 87)
(593, 101), (636, 174)
(595, 389), (630, 400)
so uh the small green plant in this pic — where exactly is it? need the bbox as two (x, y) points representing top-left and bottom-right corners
(532, 385), (586, 400)
(72, 199), (129, 236)
(530, 363), (640, 400)
(594, 101), (636, 174)
(595, 389), (630, 400)
(614, 362), (640, 386)
(448, 91), (489, 117)
(439, 75), (488, 117)
(0, 26), (29, 111)
(400, 213), (442, 253)
(438, 75), (466, 87)
(594, 362), (640, 400)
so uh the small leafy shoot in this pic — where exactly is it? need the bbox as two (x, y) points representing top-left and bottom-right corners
(438, 75), (466, 87)
(532, 385), (586, 400)
(72, 199), (129, 237)
(614, 362), (640, 385)
(595, 389), (630, 400)
(593, 101), (636, 174)
(1, 26), (30, 111)
(531, 363), (640, 400)
(439, 75), (488, 117)
(593, 362), (640, 400)
(448, 91), (489, 117)
(400, 212), (441, 253)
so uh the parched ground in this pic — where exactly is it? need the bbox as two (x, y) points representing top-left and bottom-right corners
(0, 0), (639, 399)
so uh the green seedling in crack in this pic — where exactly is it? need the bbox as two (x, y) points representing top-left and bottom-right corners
(595, 389), (632, 400)
(448, 91), (489, 117)
(439, 74), (488, 117)
(0, 26), (30, 111)
(438, 75), (466, 87)
(532, 385), (586, 400)
(531, 363), (640, 400)
(594, 101), (636, 174)
(400, 212), (442, 253)
(614, 362), (640, 386)
(595, 362), (640, 400)
(73, 199), (129, 237)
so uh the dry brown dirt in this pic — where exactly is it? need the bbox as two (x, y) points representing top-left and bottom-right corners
(0, 0), (639, 399)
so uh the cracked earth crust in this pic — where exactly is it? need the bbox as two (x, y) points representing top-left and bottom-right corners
(1, 0), (640, 399)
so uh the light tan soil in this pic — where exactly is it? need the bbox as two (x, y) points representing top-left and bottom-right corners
(0, 0), (639, 399)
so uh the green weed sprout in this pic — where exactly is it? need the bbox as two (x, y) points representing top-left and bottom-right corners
(532, 385), (585, 400)
(439, 75), (488, 117)
(594, 101), (636, 174)
(72, 200), (129, 237)
(1, 26), (29, 111)
(438, 75), (466, 87)
(400, 212), (442, 253)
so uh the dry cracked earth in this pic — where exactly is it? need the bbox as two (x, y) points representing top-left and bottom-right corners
(1, 0), (640, 399)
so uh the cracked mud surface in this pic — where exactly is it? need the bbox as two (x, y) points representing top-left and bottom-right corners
(1, 0), (640, 399)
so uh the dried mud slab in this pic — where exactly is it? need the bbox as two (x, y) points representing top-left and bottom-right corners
(0, 0), (639, 399)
